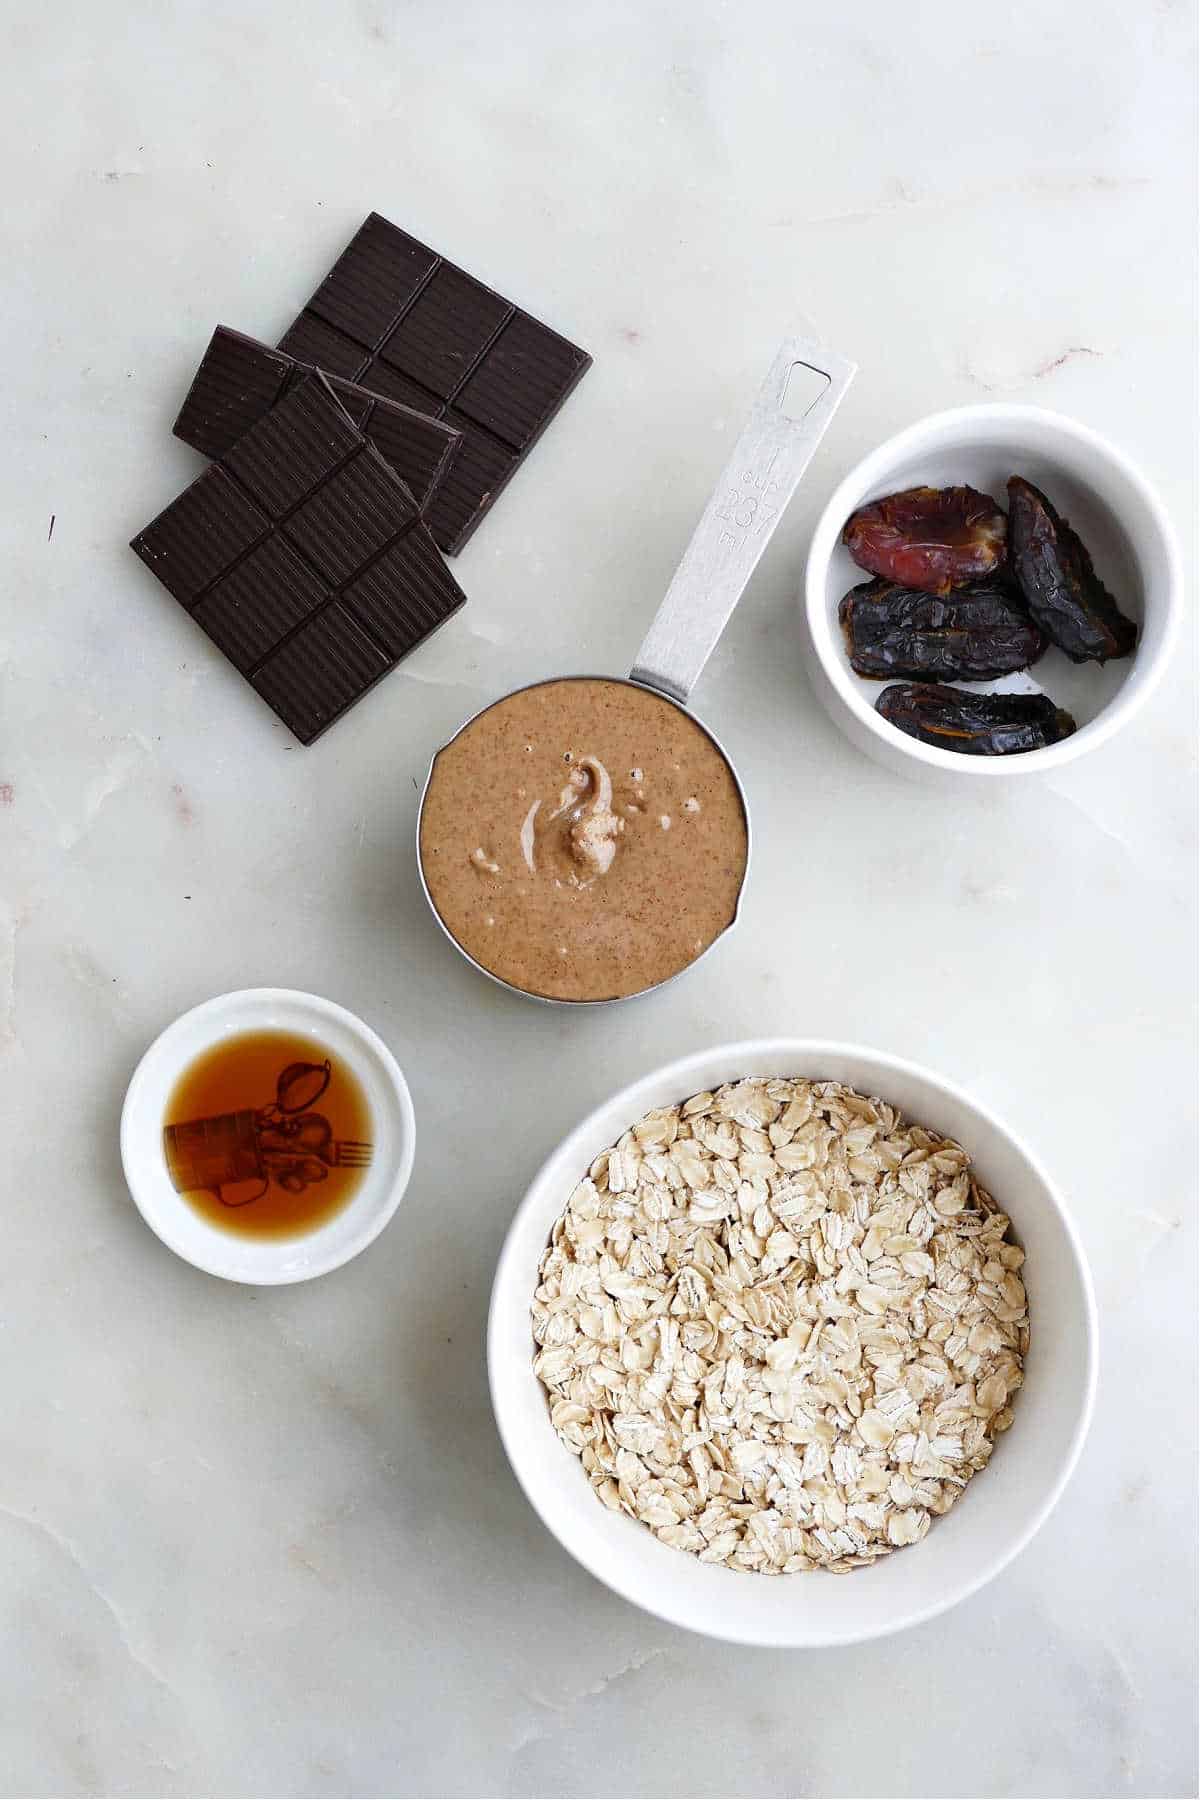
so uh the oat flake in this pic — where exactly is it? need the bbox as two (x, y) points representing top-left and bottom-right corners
(531, 1078), (1028, 1574)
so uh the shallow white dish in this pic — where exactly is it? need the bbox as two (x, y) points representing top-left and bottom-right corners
(121, 988), (415, 1285)
(803, 404), (1180, 781)
(488, 1038), (1097, 1647)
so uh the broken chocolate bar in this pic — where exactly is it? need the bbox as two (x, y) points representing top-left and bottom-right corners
(131, 373), (466, 744)
(173, 324), (462, 514)
(278, 212), (592, 553)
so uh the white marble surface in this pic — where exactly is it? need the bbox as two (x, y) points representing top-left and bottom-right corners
(1, 3), (1196, 1795)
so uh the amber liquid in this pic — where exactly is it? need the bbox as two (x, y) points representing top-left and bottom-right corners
(163, 1029), (371, 1240)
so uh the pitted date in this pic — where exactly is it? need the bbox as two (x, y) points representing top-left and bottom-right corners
(876, 683), (1077, 755)
(1007, 476), (1137, 663)
(839, 577), (1044, 681)
(842, 485), (1007, 595)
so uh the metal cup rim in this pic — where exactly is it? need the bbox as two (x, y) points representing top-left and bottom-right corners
(414, 672), (752, 1007)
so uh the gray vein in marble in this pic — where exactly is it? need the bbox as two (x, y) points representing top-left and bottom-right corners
(0, 1503), (176, 1701)
(1043, 782), (1143, 869)
(63, 941), (132, 1022)
(526, 1646), (668, 1715)
(17, 732), (153, 851)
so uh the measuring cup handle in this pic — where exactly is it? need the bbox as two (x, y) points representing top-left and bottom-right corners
(629, 335), (856, 705)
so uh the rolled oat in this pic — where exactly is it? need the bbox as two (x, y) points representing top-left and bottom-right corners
(531, 1078), (1028, 1574)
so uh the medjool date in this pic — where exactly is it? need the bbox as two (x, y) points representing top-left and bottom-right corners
(839, 577), (1045, 681)
(843, 486), (1007, 595)
(876, 682), (1076, 755)
(1007, 476), (1137, 663)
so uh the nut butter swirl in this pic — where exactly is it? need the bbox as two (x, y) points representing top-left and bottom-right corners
(419, 678), (747, 1000)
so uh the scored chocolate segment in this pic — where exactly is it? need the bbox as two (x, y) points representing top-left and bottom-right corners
(432, 414), (518, 555)
(278, 212), (591, 554)
(381, 264), (511, 399)
(252, 604), (392, 747)
(193, 537), (326, 673)
(173, 325), (462, 514)
(132, 373), (467, 744)
(308, 211), (436, 344)
(132, 466), (268, 606)
(455, 312), (590, 452)
(272, 311), (367, 379)
(342, 529), (466, 659)
(225, 372), (364, 517)
(284, 451), (415, 584)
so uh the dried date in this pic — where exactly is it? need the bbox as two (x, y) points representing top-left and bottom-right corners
(839, 577), (1045, 681)
(1007, 476), (1137, 663)
(876, 682), (1077, 755)
(842, 485), (1007, 595)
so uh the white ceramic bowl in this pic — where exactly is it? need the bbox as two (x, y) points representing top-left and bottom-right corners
(121, 988), (415, 1284)
(803, 404), (1180, 781)
(489, 1039), (1097, 1647)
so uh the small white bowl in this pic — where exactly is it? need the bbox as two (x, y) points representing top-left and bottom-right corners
(803, 404), (1181, 781)
(488, 1039), (1097, 1647)
(121, 988), (415, 1285)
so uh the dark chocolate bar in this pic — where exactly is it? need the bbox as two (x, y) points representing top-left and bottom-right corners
(173, 325), (463, 514)
(278, 212), (591, 554)
(131, 373), (466, 744)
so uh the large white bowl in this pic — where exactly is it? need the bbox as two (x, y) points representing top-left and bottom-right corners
(488, 1039), (1097, 1647)
(803, 404), (1180, 782)
(121, 988), (415, 1285)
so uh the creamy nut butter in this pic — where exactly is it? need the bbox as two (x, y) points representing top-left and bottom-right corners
(419, 678), (747, 1000)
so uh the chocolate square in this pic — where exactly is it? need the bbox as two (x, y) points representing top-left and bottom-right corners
(456, 311), (595, 452)
(173, 325), (462, 515)
(132, 466), (267, 606)
(251, 604), (392, 745)
(380, 263), (511, 399)
(283, 451), (416, 585)
(192, 536), (326, 673)
(225, 373), (363, 516)
(342, 529), (467, 659)
(307, 211), (436, 346)
(277, 213), (591, 553)
(132, 374), (466, 743)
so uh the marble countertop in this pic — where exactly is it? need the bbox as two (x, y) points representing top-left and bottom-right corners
(1, 3), (1195, 1795)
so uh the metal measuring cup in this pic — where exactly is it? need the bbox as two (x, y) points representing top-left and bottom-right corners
(417, 334), (856, 1004)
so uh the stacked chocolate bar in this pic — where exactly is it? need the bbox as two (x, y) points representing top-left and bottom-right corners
(132, 213), (592, 744)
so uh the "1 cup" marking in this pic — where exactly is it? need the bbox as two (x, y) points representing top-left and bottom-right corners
(714, 450), (783, 553)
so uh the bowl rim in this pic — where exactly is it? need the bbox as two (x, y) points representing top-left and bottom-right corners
(803, 401), (1182, 777)
(487, 1035), (1099, 1646)
(120, 986), (416, 1285)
